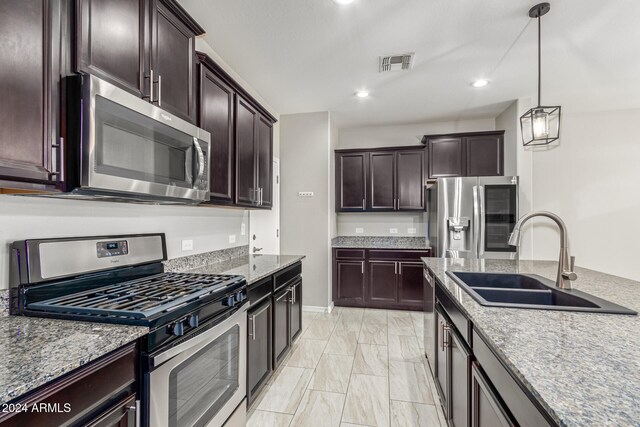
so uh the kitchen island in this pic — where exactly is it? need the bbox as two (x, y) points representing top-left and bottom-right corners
(422, 258), (640, 426)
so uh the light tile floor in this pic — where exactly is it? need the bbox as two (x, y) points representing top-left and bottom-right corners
(247, 307), (447, 427)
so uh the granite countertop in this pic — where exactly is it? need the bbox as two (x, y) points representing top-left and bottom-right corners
(0, 316), (147, 405)
(422, 258), (640, 426)
(331, 236), (430, 250)
(185, 254), (305, 285)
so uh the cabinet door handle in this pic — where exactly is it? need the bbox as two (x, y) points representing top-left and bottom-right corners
(144, 69), (154, 102)
(51, 137), (65, 182)
(157, 74), (162, 107)
(248, 314), (256, 340)
(361, 261), (364, 274)
(362, 199), (365, 210)
(441, 322), (450, 351)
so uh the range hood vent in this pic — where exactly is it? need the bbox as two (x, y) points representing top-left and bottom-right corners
(379, 53), (414, 72)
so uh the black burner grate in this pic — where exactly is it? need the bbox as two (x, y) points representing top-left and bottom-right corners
(27, 272), (244, 319)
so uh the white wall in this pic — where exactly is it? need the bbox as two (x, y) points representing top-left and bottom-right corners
(495, 101), (518, 177)
(336, 118), (497, 237)
(526, 108), (640, 280)
(280, 112), (332, 310)
(0, 196), (248, 289)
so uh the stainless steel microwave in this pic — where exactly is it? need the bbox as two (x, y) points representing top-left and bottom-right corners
(61, 74), (210, 203)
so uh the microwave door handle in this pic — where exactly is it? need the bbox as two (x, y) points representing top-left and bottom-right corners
(193, 137), (205, 186)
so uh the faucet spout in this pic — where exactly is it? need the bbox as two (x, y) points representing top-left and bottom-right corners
(509, 211), (576, 290)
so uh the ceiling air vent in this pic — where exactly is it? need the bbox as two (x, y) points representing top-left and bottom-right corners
(379, 53), (414, 72)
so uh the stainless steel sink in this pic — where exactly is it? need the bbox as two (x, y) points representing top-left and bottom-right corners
(447, 272), (637, 315)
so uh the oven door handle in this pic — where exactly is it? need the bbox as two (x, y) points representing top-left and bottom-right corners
(151, 304), (247, 368)
(193, 137), (205, 186)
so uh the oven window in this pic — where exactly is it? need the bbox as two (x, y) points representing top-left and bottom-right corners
(168, 325), (240, 427)
(94, 95), (193, 187)
(484, 185), (517, 252)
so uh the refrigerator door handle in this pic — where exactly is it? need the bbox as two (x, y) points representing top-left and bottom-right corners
(473, 185), (480, 258)
(477, 185), (486, 257)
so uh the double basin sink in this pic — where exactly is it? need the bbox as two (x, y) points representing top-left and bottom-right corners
(446, 272), (637, 315)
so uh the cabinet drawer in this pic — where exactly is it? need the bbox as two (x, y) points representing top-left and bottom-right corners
(368, 249), (431, 261)
(334, 249), (366, 260)
(473, 329), (553, 427)
(435, 279), (471, 345)
(273, 262), (302, 292)
(248, 276), (273, 306)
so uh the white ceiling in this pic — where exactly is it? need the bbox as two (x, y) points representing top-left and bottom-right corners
(179, 0), (640, 128)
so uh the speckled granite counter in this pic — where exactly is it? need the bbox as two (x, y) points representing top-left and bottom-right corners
(422, 258), (640, 426)
(178, 254), (305, 285)
(0, 317), (147, 404)
(332, 236), (430, 250)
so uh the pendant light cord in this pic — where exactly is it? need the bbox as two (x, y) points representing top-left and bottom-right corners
(538, 15), (542, 106)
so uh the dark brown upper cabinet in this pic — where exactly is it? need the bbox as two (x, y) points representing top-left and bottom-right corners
(466, 134), (504, 177)
(198, 61), (235, 203)
(369, 151), (395, 210)
(150, 0), (201, 122)
(76, 0), (204, 122)
(336, 151), (368, 212)
(0, 0), (66, 190)
(196, 52), (277, 209)
(429, 137), (465, 178)
(336, 147), (425, 213)
(256, 115), (274, 209)
(396, 149), (426, 210)
(76, 0), (147, 97)
(427, 131), (504, 178)
(235, 96), (258, 207)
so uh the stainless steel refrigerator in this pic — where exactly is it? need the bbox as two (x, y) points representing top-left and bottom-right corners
(427, 176), (519, 259)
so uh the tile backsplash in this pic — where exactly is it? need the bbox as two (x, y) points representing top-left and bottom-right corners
(336, 212), (427, 237)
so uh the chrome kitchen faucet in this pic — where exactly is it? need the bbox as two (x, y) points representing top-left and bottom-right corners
(508, 211), (577, 289)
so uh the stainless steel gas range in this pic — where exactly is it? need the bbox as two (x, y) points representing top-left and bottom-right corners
(9, 233), (247, 427)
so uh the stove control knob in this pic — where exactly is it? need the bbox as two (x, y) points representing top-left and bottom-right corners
(222, 295), (235, 307)
(171, 322), (184, 336)
(235, 291), (244, 303)
(188, 314), (199, 328)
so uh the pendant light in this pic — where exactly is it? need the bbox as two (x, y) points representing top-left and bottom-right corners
(520, 2), (561, 146)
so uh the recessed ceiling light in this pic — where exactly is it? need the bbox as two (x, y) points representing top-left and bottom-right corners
(333, 0), (354, 4)
(355, 90), (369, 98)
(472, 79), (489, 88)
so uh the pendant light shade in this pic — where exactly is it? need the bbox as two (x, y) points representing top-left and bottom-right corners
(520, 3), (561, 146)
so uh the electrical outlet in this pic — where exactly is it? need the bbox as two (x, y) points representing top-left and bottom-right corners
(298, 191), (314, 197)
(389, 228), (398, 234)
(355, 227), (364, 234)
(181, 239), (194, 251)
(229, 234), (236, 244)
(241, 223), (246, 236)
(408, 227), (417, 234)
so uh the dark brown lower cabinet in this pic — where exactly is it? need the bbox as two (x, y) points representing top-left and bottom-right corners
(333, 257), (366, 306)
(273, 286), (291, 366)
(368, 261), (397, 304)
(333, 248), (430, 310)
(247, 298), (272, 406)
(435, 307), (449, 417)
(290, 279), (302, 341)
(471, 363), (515, 427)
(0, 343), (138, 427)
(398, 261), (424, 305)
(450, 326), (471, 427)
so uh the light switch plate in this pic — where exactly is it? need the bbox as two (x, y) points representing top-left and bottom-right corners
(408, 228), (417, 234)
(355, 227), (364, 234)
(181, 239), (194, 251)
(389, 228), (398, 234)
(229, 234), (237, 244)
(298, 191), (314, 197)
